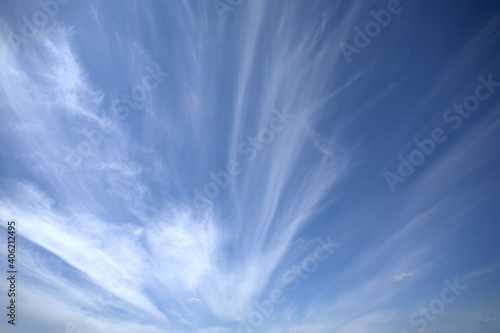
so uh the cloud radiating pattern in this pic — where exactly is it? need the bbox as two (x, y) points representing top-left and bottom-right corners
(1, 1), (500, 333)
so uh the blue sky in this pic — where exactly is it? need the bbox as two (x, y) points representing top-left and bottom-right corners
(1, 0), (500, 332)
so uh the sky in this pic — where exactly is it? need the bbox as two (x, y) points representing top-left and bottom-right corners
(0, 0), (500, 332)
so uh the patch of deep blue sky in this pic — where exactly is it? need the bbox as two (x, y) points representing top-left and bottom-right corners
(0, 0), (500, 332)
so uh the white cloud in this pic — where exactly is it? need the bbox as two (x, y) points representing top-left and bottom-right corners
(393, 270), (416, 282)
(481, 317), (498, 322)
(1, 1), (499, 333)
